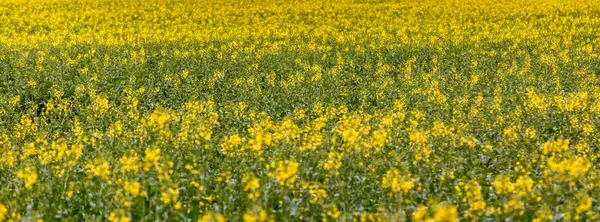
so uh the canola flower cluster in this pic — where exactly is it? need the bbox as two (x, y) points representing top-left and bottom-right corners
(1, 0), (600, 221)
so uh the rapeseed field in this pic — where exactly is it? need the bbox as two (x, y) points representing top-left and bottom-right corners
(1, 0), (600, 221)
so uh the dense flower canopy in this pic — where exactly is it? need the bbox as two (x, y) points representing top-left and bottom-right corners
(1, 0), (600, 221)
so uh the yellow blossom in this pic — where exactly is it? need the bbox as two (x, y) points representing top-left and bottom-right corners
(381, 169), (414, 194)
(267, 160), (300, 187)
(124, 181), (141, 197)
(16, 167), (38, 190)
(198, 212), (226, 222)
(143, 148), (160, 171)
